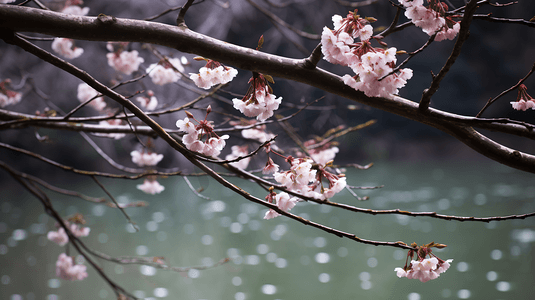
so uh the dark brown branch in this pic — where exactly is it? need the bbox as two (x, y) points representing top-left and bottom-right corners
(419, 0), (479, 111)
(476, 62), (535, 117)
(1, 5), (535, 173)
(176, 0), (196, 27)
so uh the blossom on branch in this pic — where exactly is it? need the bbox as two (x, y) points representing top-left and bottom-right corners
(225, 145), (251, 170)
(136, 90), (158, 111)
(263, 191), (298, 220)
(52, 38), (84, 59)
(398, 0), (460, 41)
(130, 150), (164, 167)
(232, 72), (282, 121)
(321, 10), (413, 98)
(0, 79), (22, 107)
(146, 57), (185, 86)
(190, 58), (238, 89)
(107, 49), (144, 75)
(61, 1), (90, 16)
(47, 220), (90, 246)
(395, 242), (453, 282)
(176, 107), (229, 158)
(55, 253), (88, 281)
(510, 84), (535, 111)
(77, 83), (106, 111)
(136, 178), (165, 195)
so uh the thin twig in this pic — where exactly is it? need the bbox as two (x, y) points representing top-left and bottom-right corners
(476, 62), (535, 117)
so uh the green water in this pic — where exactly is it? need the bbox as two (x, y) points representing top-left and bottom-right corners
(1, 161), (534, 300)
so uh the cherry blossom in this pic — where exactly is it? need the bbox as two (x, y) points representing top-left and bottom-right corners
(176, 107), (229, 158)
(511, 84), (535, 111)
(136, 90), (158, 111)
(56, 253), (88, 281)
(190, 58), (238, 89)
(52, 38), (84, 59)
(47, 227), (69, 246)
(0, 79), (22, 108)
(395, 242), (453, 282)
(61, 3), (90, 16)
(263, 191), (298, 220)
(136, 178), (165, 195)
(0, 0), (16, 4)
(225, 145), (251, 170)
(77, 83), (106, 111)
(398, 0), (460, 41)
(107, 50), (144, 75)
(262, 157), (279, 175)
(146, 57), (185, 86)
(130, 150), (164, 167)
(321, 10), (413, 98)
(47, 221), (90, 246)
(232, 73), (282, 121)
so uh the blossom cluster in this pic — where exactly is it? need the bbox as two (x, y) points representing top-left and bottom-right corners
(61, 0), (90, 16)
(395, 243), (453, 282)
(47, 221), (91, 246)
(225, 145), (251, 170)
(136, 178), (165, 195)
(136, 90), (158, 111)
(130, 150), (164, 167)
(56, 253), (88, 281)
(263, 191), (298, 220)
(273, 157), (346, 200)
(321, 10), (413, 98)
(232, 73), (282, 121)
(398, 0), (460, 41)
(511, 84), (535, 111)
(52, 38), (84, 60)
(190, 59), (238, 89)
(395, 257), (453, 282)
(0, 79), (22, 108)
(77, 83), (106, 111)
(176, 107), (229, 158)
(146, 57), (186, 86)
(107, 49), (144, 75)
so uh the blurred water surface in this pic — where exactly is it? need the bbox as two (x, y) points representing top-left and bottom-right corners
(1, 160), (534, 300)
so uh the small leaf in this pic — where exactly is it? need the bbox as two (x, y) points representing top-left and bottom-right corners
(257, 35), (264, 50)
(530, 16), (535, 22)
(263, 74), (275, 84)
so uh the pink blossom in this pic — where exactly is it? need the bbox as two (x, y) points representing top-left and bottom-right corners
(107, 50), (144, 75)
(395, 257), (453, 282)
(262, 158), (279, 175)
(176, 117), (198, 134)
(56, 253), (88, 281)
(136, 179), (165, 195)
(68, 222), (90, 237)
(0, 79), (22, 108)
(146, 58), (184, 86)
(47, 228), (69, 246)
(52, 38), (84, 59)
(61, 5), (89, 16)
(77, 83), (106, 111)
(276, 192), (297, 212)
(511, 84), (535, 111)
(130, 150), (164, 167)
(190, 63), (238, 89)
(263, 209), (280, 220)
(225, 145), (251, 170)
(232, 73), (282, 121)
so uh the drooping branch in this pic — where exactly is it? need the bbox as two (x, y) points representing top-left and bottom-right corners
(1, 5), (535, 175)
